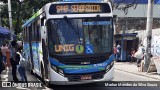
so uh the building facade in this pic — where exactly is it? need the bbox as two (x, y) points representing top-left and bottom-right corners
(113, 4), (160, 61)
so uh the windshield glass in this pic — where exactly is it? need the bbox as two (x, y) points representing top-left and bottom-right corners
(47, 17), (113, 55)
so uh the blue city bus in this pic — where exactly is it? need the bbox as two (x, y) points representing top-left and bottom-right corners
(22, 0), (114, 85)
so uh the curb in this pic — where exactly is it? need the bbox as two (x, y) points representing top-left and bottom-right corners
(115, 68), (160, 80)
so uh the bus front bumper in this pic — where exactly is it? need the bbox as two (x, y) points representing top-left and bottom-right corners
(49, 66), (114, 85)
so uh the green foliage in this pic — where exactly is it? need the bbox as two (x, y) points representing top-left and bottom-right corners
(0, 0), (57, 38)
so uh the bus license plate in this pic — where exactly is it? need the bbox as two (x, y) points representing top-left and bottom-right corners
(81, 75), (92, 80)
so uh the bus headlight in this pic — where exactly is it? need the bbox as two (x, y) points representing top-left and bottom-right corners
(58, 69), (65, 77)
(51, 64), (65, 76)
(111, 61), (114, 66)
(51, 65), (57, 72)
(106, 65), (110, 71)
(106, 61), (114, 72)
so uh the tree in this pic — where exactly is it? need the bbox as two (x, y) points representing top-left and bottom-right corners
(0, 0), (138, 37)
(0, 0), (56, 38)
(111, 0), (138, 15)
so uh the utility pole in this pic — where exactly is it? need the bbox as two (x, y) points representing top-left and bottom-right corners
(144, 0), (154, 72)
(8, 0), (13, 40)
(121, 25), (125, 61)
(0, 2), (4, 27)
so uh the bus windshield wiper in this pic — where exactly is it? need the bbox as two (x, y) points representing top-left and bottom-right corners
(96, 15), (101, 21)
(63, 16), (81, 42)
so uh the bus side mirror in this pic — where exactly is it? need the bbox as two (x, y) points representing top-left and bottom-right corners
(113, 15), (117, 19)
(113, 15), (117, 23)
(41, 26), (46, 39)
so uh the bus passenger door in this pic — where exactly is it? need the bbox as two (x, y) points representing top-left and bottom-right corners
(41, 19), (49, 80)
(42, 39), (49, 79)
(29, 26), (34, 74)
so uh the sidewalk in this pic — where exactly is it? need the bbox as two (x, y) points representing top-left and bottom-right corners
(114, 62), (160, 80)
(0, 68), (38, 82)
(0, 68), (47, 90)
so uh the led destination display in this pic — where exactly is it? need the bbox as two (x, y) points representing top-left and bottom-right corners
(49, 3), (111, 14)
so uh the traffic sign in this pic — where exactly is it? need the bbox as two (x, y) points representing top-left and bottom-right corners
(85, 44), (94, 54)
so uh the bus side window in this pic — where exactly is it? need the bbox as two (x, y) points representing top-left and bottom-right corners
(34, 22), (37, 42)
(26, 27), (27, 42)
(25, 27), (26, 42)
(37, 19), (41, 41)
(23, 28), (25, 42)
(27, 27), (29, 42)
(37, 25), (40, 41)
(31, 24), (34, 41)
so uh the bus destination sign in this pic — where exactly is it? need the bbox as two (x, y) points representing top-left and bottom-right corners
(49, 3), (111, 14)
(57, 5), (101, 13)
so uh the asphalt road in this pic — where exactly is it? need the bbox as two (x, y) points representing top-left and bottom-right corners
(50, 69), (160, 90)
(1, 68), (159, 90)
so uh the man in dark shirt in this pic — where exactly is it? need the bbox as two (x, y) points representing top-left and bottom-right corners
(10, 40), (19, 82)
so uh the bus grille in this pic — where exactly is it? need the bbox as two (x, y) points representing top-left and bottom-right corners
(58, 56), (109, 65)
(65, 71), (106, 81)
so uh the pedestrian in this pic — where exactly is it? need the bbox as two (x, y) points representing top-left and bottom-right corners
(17, 46), (27, 82)
(116, 44), (121, 61)
(136, 44), (145, 67)
(130, 48), (136, 62)
(0, 48), (5, 80)
(1, 43), (9, 70)
(114, 45), (117, 60)
(10, 40), (19, 82)
(6, 42), (11, 69)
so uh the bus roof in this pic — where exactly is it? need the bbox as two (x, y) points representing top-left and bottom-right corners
(22, 1), (111, 28)
(22, 8), (43, 28)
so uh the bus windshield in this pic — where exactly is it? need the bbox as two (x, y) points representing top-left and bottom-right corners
(47, 17), (113, 56)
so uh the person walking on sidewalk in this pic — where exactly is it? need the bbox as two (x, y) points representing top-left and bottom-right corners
(130, 48), (136, 62)
(10, 41), (19, 82)
(0, 48), (5, 80)
(116, 44), (121, 61)
(6, 43), (11, 69)
(17, 47), (28, 82)
(114, 45), (117, 60)
(1, 43), (9, 70)
(135, 44), (145, 67)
